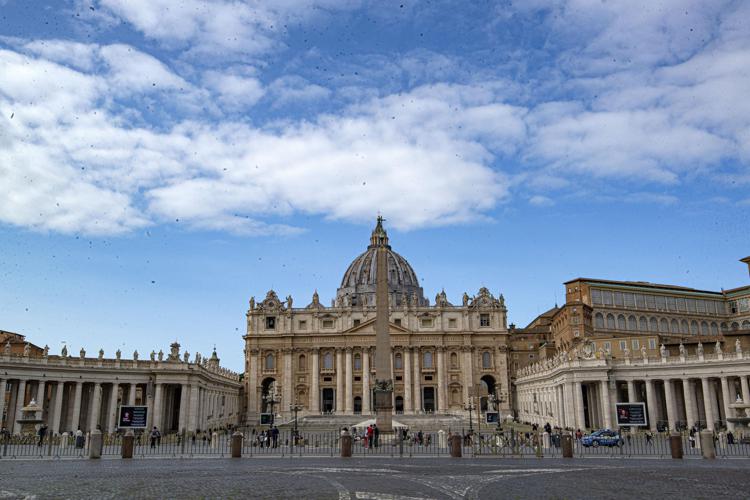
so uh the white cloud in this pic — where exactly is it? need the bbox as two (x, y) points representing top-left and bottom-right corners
(528, 195), (554, 207)
(203, 69), (265, 109)
(268, 76), (330, 107)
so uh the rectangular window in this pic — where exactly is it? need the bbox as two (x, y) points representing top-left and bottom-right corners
(631, 339), (640, 350)
(636, 294), (646, 308)
(604, 341), (611, 351)
(649, 338), (657, 349)
(592, 289), (602, 304)
(298, 320), (307, 330)
(394, 318), (401, 327)
(480, 314), (490, 327)
(420, 318), (433, 328)
(624, 293), (635, 307)
(603, 291), (613, 305)
(666, 297), (676, 311)
(646, 295), (656, 309)
(676, 297), (686, 311)
(697, 300), (706, 313)
(395, 376), (402, 381)
(687, 299), (697, 312)
(448, 318), (457, 328)
(265, 317), (276, 330)
(353, 319), (360, 327)
(424, 375), (433, 381)
(619, 340), (627, 351)
(656, 295), (666, 310)
(614, 292), (624, 306)
(322, 319), (334, 328)
(354, 376), (361, 382)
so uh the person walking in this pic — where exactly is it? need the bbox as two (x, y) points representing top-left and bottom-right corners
(74, 427), (85, 449)
(150, 426), (161, 449)
(271, 425), (279, 448)
(37, 424), (48, 447)
(373, 424), (380, 448)
(366, 425), (374, 449)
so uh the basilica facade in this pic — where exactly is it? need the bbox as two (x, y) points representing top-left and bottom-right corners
(243, 220), (511, 424)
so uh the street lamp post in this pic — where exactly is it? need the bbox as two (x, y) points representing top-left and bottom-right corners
(464, 399), (476, 434)
(289, 402), (303, 441)
(263, 388), (281, 426)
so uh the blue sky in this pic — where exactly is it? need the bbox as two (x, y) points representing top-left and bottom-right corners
(0, 0), (748, 371)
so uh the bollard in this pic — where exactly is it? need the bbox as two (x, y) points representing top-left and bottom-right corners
(449, 435), (462, 458)
(88, 429), (103, 459)
(121, 430), (134, 459)
(231, 431), (243, 458)
(669, 432), (683, 459)
(561, 433), (573, 458)
(699, 430), (715, 459)
(211, 431), (219, 449)
(340, 433), (352, 458)
(535, 432), (543, 458)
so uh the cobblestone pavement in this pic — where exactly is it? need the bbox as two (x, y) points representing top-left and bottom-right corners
(1, 457), (749, 499)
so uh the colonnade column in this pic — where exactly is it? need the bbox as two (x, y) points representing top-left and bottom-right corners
(600, 381), (612, 429)
(663, 379), (676, 432)
(178, 384), (189, 432)
(437, 347), (446, 413)
(574, 382), (585, 430)
(310, 349), (320, 413)
(701, 378), (715, 431)
(282, 349), (293, 412)
(741, 376), (750, 405)
(683, 380), (697, 430)
(721, 377), (735, 431)
(188, 384), (200, 432)
(51, 382), (65, 434)
(68, 381), (82, 432)
(129, 383), (137, 405)
(412, 348), (422, 413)
(345, 348), (353, 414)
(362, 348), (371, 414)
(153, 383), (163, 431)
(107, 383), (119, 433)
(0, 379), (7, 429)
(89, 383), (102, 431)
(403, 347), (412, 414)
(36, 380), (46, 412)
(645, 380), (657, 432)
(462, 347), (472, 406)
(335, 349), (344, 413)
(13, 379), (28, 434)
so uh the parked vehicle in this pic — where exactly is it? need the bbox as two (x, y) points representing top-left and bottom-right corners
(581, 429), (623, 447)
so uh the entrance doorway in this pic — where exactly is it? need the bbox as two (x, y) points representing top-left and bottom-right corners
(322, 388), (335, 413)
(354, 396), (362, 414)
(423, 387), (435, 412)
(395, 396), (404, 414)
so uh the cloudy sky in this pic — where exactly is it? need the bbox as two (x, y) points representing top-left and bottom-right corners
(1, 0), (748, 370)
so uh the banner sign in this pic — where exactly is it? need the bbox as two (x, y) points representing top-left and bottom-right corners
(119, 405), (148, 428)
(615, 402), (648, 426)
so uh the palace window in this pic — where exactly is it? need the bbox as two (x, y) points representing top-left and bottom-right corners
(480, 314), (490, 327)
(619, 340), (627, 351)
(482, 351), (491, 369)
(631, 339), (640, 350)
(354, 353), (362, 370)
(298, 354), (306, 371)
(701, 321), (709, 335)
(617, 315), (626, 330)
(691, 320), (699, 335)
(420, 318), (433, 328)
(639, 316), (648, 331)
(298, 320), (307, 330)
(450, 352), (458, 368)
(606, 314), (615, 329)
(265, 353), (275, 370)
(628, 315), (637, 331)
(649, 338), (657, 350)
(423, 351), (434, 368)
(592, 289), (602, 304)
(353, 319), (360, 327)
(394, 318), (402, 327)
(448, 318), (457, 328)
(394, 353), (403, 369)
(656, 295), (666, 310)
(322, 319), (334, 329)
(595, 313), (604, 329)
(604, 341), (611, 352)
(646, 295), (656, 309)
(265, 317), (276, 330)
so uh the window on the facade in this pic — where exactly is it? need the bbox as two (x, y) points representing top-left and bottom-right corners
(354, 353), (362, 370)
(450, 352), (458, 368)
(323, 352), (333, 369)
(265, 353), (275, 370)
(265, 316), (276, 329)
(394, 353), (403, 369)
(628, 315), (637, 331)
(353, 319), (360, 327)
(701, 321), (709, 335)
(322, 319), (334, 328)
(659, 318), (669, 332)
(631, 339), (640, 350)
(691, 320), (699, 335)
(636, 294), (646, 308)
(603, 291), (613, 305)
(710, 322), (719, 335)
(619, 340), (627, 351)
(656, 295), (666, 310)
(448, 318), (457, 328)
(482, 351), (491, 368)
(671, 319), (679, 333)
(676, 297), (686, 311)
(617, 315), (626, 330)
(423, 351), (434, 368)
(298, 354), (306, 371)
(649, 317), (658, 331)
(604, 341), (611, 352)
(624, 293), (635, 307)
(595, 313), (604, 329)
(646, 295), (656, 309)
(420, 318), (433, 328)
(480, 314), (490, 327)
(649, 338), (657, 349)
(667, 297), (676, 310)
(592, 289), (602, 304)
(606, 314), (615, 329)
(681, 320), (689, 334)
(614, 292), (624, 306)
(687, 299), (697, 312)
(697, 300), (707, 313)
(639, 316), (648, 331)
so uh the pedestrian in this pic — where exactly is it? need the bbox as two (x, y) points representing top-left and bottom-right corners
(150, 426), (161, 448)
(37, 424), (48, 447)
(271, 425), (279, 448)
(645, 431), (653, 445)
(417, 429), (423, 445)
(728, 431), (735, 445)
(366, 425), (374, 449)
(75, 427), (85, 449)
(544, 422), (552, 434)
(373, 424), (380, 448)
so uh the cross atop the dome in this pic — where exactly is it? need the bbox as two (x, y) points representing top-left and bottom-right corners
(370, 215), (389, 247)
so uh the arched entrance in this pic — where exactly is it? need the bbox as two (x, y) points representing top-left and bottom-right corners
(261, 378), (276, 413)
(395, 396), (404, 414)
(479, 375), (496, 412)
(423, 387), (435, 413)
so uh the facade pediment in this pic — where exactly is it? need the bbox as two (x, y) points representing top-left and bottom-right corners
(344, 317), (410, 334)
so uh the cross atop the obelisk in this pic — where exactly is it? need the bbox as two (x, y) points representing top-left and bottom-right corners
(373, 216), (394, 432)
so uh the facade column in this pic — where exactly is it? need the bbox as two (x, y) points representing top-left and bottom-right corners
(36, 380), (46, 418)
(13, 379), (28, 434)
(0, 379), (5, 430)
(282, 349), (293, 412)
(683, 380), (697, 430)
(708, 379), (720, 428)
(248, 351), (258, 417)
(178, 384), (189, 432)
(107, 383), (119, 433)
(720, 377), (735, 431)
(574, 382), (585, 430)
(701, 378), (715, 431)
(345, 348), (353, 414)
(645, 379), (658, 432)
(558, 385), (567, 428)
(462, 347), (473, 406)
(335, 349), (344, 413)
(51, 382), (65, 434)
(627, 380), (636, 402)
(89, 383), (102, 431)
(563, 382), (574, 430)
(310, 349), (320, 413)
(741, 376), (750, 407)
(437, 347), (446, 413)
(69, 381), (83, 432)
(188, 384), (200, 432)
(153, 384), (164, 431)
(663, 379), (677, 432)
(600, 380), (612, 429)
(362, 348), (371, 414)
(403, 347), (412, 414)
(413, 348), (422, 413)
(129, 383), (137, 405)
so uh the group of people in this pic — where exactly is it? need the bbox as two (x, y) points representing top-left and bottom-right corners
(250, 426), (280, 448)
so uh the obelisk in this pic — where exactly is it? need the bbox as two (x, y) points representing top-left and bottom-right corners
(373, 216), (393, 432)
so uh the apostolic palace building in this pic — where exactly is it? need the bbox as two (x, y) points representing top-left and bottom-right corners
(2, 218), (750, 436)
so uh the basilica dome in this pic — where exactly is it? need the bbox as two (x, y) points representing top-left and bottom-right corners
(336, 218), (427, 307)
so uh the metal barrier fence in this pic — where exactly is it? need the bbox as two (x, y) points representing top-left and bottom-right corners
(1, 434), (89, 459)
